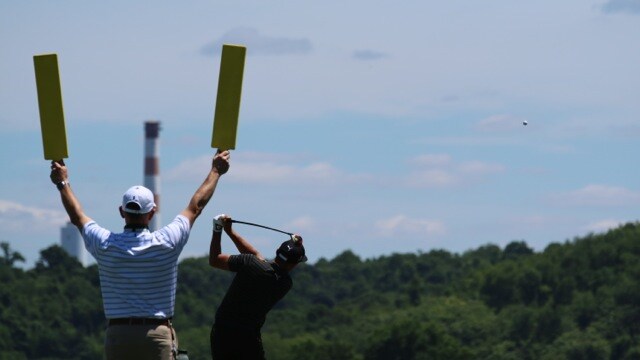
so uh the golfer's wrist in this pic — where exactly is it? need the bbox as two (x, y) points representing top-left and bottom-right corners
(213, 214), (226, 233)
(55, 180), (69, 191)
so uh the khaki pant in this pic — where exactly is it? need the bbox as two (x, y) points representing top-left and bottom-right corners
(105, 324), (177, 360)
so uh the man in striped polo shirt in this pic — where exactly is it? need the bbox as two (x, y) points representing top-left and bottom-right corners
(49, 150), (230, 360)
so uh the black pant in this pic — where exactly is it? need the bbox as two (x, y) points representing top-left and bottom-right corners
(210, 324), (265, 360)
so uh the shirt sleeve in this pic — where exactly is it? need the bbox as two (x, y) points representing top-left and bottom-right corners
(154, 214), (191, 251)
(227, 254), (254, 272)
(81, 221), (111, 257)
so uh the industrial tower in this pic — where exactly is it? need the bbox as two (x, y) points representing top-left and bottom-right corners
(144, 121), (161, 231)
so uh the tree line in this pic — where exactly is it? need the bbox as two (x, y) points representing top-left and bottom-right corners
(1, 222), (640, 359)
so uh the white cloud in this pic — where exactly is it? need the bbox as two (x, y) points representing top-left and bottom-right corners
(516, 215), (552, 226)
(416, 135), (521, 147)
(405, 154), (504, 188)
(166, 153), (372, 186)
(457, 161), (505, 175)
(554, 185), (640, 206)
(375, 214), (446, 238)
(229, 161), (346, 185)
(476, 114), (528, 132)
(406, 169), (459, 187)
(284, 216), (316, 233)
(165, 155), (212, 181)
(539, 144), (576, 154)
(583, 219), (623, 233)
(234, 151), (303, 163)
(409, 154), (452, 166)
(201, 27), (312, 56)
(0, 200), (68, 233)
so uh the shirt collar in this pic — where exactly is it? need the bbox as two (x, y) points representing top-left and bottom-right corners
(124, 225), (149, 232)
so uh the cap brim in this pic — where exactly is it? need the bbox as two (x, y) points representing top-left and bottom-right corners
(123, 208), (151, 214)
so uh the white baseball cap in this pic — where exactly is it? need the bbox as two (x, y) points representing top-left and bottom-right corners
(122, 186), (156, 214)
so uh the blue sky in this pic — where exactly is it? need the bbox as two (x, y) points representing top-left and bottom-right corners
(2, 0), (640, 268)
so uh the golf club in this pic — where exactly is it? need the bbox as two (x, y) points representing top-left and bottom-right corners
(230, 219), (295, 239)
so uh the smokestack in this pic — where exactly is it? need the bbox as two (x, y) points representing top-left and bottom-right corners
(144, 121), (161, 231)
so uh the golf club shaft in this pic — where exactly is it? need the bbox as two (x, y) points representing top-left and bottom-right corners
(230, 220), (293, 236)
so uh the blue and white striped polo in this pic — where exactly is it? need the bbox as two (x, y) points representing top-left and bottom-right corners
(81, 215), (190, 319)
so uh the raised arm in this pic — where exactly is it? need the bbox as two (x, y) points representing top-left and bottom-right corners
(209, 214), (263, 270)
(180, 150), (230, 226)
(208, 227), (230, 270)
(223, 216), (263, 259)
(50, 161), (92, 230)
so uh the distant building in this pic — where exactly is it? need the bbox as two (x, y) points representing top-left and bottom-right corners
(60, 222), (88, 266)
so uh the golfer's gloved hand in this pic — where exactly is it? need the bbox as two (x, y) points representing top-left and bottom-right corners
(213, 214), (226, 233)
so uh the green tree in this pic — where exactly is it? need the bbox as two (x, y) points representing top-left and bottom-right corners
(0, 242), (25, 267)
(364, 317), (470, 360)
(503, 241), (534, 260)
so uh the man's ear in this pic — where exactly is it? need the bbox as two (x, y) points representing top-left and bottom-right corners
(148, 208), (156, 220)
(119, 206), (126, 219)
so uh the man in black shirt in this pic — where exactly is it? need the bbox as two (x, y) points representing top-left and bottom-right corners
(208, 214), (307, 359)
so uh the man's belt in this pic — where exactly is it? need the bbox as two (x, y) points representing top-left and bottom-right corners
(108, 317), (171, 326)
